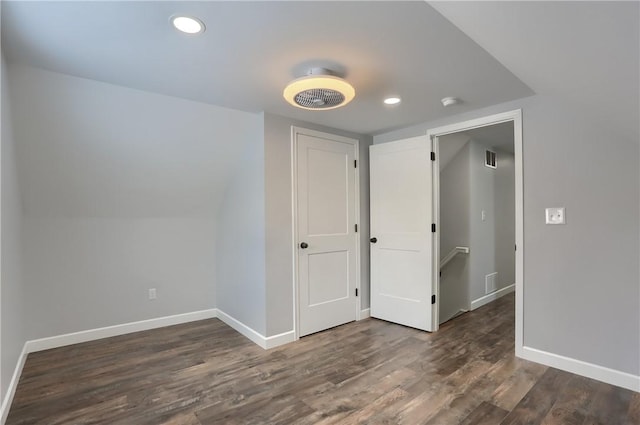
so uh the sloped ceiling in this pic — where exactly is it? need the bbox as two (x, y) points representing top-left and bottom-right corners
(430, 1), (640, 142)
(2, 1), (636, 218)
(1, 1), (534, 136)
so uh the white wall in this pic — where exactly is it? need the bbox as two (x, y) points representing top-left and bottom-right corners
(263, 113), (372, 336)
(8, 65), (260, 340)
(215, 116), (266, 335)
(374, 94), (640, 377)
(1, 55), (25, 402)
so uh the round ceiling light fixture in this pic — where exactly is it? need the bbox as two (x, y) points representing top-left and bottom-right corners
(283, 68), (355, 111)
(441, 96), (460, 107)
(171, 15), (206, 34)
(384, 97), (401, 105)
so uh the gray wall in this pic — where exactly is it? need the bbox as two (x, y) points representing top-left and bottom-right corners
(23, 218), (217, 339)
(8, 65), (262, 340)
(1, 54), (25, 401)
(374, 94), (640, 376)
(215, 117), (266, 335)
(439, 140), (471, 322)
(438, 137), (515, 321)
(468, 141), (515, 302)
(494, 148), (516, 290)
(263, 113), (372, 336)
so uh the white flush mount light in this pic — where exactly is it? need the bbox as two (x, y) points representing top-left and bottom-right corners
(283, 68), (355, 111)
(171, 15), (205, 34)
(384, 97), (401, 105)
(441, 96), (460, 107)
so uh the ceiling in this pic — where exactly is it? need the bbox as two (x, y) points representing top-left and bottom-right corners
(464, 121), (514, 154)
(430, 1), (639, 142)
(1, 1), (535, 136)
(439, 121), (514, 169)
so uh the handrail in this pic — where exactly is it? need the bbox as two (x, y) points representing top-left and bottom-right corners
(440, 246), (470, 270)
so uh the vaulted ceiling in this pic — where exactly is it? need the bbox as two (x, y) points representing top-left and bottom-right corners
(3, 2), (637, 139)
(2, 1), (536, 136)
(1, 1), (637, 218)
(430, 1), (639, 142)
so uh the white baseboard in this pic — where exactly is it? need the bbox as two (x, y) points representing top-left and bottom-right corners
(264, 330), (296, 349)
(25, 309), (218, 353)
(521, 346), (640, 392)
(470, 283), (515, 311)
(216, 309), (295, 350)
(1, 309), (218, 424)
(0, 345), (28, 425)
(360, 308), (371, 319)
(0, 307), (298, 424)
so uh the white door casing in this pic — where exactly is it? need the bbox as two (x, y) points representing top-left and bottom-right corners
(293, 128), (359, 337)
(369, 136), (435, 332)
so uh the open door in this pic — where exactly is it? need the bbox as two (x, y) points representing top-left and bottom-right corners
(369, 135), (436, 332)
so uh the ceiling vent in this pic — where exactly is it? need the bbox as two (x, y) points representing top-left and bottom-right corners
(283, 68), (355, 111)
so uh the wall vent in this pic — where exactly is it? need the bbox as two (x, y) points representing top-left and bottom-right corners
(485, 272), (498, 294)
(485, 150), (497, 169)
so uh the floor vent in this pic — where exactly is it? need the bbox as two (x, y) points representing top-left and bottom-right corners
(485, 272), (498, 294)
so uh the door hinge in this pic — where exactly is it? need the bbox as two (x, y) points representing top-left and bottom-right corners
(430, 152), (436, 161)
(354, 160), (357, 168)
(431, 295), (436, 304)
(355, 224), (358, 232)
(515, 244), (517, 251)
(431, 223), (436, 233)
(355, 288), (359, 297)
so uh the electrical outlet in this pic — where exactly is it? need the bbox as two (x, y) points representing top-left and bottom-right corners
(481, 210), (486, 221)
(545, 207), (565, 225)
(148, 288), (157, 300)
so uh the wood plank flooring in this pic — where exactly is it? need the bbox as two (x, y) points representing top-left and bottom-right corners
(7, 295), (639, 424)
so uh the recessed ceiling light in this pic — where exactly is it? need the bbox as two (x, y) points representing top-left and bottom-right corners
(441, 96), (460, 107)
(283, 68), (355, 111)
(384, 97), (401, 105)
(171, 15), (205, 34)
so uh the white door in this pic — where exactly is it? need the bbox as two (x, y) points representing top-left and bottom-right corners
(295, 128), (358, 337)
(369, 136), (436, 331)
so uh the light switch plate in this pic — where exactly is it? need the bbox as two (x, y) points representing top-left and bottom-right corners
(545, 207), (565, 225)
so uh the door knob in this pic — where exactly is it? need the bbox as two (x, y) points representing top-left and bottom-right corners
(370, 237), (377, 243)
(300, 242), (308, 249)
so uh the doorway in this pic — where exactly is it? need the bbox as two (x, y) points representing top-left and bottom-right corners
(437, 121), (516, 325)
(430, 110), (523, 352)
(368, 110), (523, 352)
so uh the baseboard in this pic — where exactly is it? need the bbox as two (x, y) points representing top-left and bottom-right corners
(216, 309), (295, 350)
(264, 330), (296, 349)
(521, 346), (639, 392)
(0, 345), (28, 425)
(360, 308), (371, 319)
(470, 283), (515, 311)
(0, 309), (219, 424)
(0, 308), (297, 423)
(25, 309), (218, 353)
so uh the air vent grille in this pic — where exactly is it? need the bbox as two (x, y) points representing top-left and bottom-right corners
(294, 88), (345, 109)
(485, 150), (497, 169)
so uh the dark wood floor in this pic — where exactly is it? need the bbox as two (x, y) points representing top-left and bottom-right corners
(7, 295), (639, 424)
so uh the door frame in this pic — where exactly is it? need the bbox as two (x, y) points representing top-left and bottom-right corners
(427, 109), (524, 356)
(290, 126), (362, 341)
